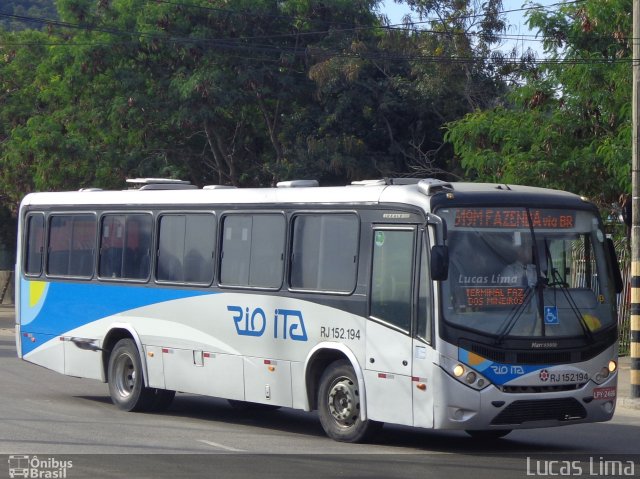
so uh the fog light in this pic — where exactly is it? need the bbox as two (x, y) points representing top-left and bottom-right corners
(465, 372), (477, 384)
(477, 379), (485, 388)
(453, 364), (465, 377)
(608, 360), (617, 373)
(600, 367), (610, 379)
(603, 401), (614, 414)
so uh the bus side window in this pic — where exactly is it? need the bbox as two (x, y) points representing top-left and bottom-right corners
(99, 215), (124, 278)
(220, 213), (284, 288)
(99, 214), (151, 281)
(123, 215), (152, 280)
(24, 213), (45, 276)
(157, 213), (215, 285)
(290, 214), (359, 293)
(47, 214), (96, 278)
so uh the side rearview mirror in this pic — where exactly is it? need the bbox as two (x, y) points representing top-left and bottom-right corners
(430, 245), (449, 281)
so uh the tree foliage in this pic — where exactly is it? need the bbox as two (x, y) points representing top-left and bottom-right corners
(0, 0), (507, 210)
(445, 0), (632, 206)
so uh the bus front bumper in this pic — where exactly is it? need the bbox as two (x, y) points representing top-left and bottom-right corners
(432, 367), (617, 431)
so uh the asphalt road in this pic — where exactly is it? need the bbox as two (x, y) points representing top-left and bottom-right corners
(1, 328), (639, 479)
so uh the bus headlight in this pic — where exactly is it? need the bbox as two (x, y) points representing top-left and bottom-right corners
(441, 357), (490, 391)
(594, 360), (617, 384)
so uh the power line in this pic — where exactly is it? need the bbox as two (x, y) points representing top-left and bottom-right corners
(1, 6), (628, 50)
(0, 0), (628, 68)
(0, 33), (632, 69)
(0, 0), (593, 44)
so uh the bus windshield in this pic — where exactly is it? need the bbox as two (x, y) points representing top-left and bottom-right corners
(438, 207), (616, 339)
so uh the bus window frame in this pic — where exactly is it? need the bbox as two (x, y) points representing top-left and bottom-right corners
(287, 210), (361, 296)
(217, 210), (287, 292)
(45, 211), (98, 280)
(97, 210), (154, 284)
(154, 210), (217, 288)
(23, 211), (46, 278)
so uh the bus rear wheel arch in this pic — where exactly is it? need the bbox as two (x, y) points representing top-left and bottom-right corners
(317, 359), (381, 442)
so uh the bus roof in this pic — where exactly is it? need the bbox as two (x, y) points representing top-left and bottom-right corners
(18, 179), (591, 212)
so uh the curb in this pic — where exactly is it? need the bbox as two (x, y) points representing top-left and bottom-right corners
(618, 397), (640, 411)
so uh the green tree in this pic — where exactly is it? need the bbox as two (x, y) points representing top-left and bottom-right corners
(299, 0), (508, 181)
(0, 0), (58, 31)
(445, 0), (631, 205)
(0, 0), (510, 204)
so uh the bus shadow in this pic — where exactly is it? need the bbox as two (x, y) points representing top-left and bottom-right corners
(167, 395), (604, 453)
(77, 392), (604, 454)
(167, 394), (329, 438)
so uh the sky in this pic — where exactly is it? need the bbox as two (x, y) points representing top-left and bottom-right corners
(379, 0), (558, 57)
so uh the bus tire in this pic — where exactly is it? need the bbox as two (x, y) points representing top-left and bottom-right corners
(465, 429), (512, 440)
(107, 338), (155, 412)
(317, 360), (381, 443)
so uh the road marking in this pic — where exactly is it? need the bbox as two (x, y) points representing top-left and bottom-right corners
(198, 439), (246, 452)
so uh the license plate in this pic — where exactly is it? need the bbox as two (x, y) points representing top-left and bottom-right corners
(593, 387), (616, 400)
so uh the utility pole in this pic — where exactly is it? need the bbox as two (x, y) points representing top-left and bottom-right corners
(631, 0), (640, 400)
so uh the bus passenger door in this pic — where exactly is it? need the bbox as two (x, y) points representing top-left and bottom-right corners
(365, 226), (415, 426)
(412, 229), (435, 428)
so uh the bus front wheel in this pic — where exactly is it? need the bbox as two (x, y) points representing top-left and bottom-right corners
(108, 338), (157, 412)
(317, 360), (381, 443)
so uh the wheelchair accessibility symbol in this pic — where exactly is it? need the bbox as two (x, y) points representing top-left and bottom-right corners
(544, 306), (559, 325)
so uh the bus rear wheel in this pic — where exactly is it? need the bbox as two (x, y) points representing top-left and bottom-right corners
(108, 338), (157, 412)
(317, 360), (381, 443)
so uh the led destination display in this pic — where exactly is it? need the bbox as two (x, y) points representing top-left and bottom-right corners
(454, 208), (576, 229)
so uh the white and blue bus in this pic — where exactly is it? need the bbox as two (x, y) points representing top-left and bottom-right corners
(15, 178), (622, 442)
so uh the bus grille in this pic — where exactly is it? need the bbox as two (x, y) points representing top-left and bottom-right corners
(500, 383), (587, 394)
(464, 341), (573, 365)
(490, 398), (587, 425)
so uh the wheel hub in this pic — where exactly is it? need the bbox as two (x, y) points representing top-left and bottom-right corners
(328, 378), (358, 426)
(115, 353), (135, 399)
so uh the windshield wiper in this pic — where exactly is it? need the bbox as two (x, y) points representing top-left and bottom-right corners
(494, 286), (535, 345)
(547, 266), (595, 343)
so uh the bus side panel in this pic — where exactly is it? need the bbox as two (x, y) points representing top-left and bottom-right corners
(364, 320), (413, 426)
(162, 348), (245, 400)
(363, 369), (413, 426)
(244, 356), (293, 407)
(144, 345), (166, 389)
(412, 340), (437, 429)
(290, 361), (308, 410)
(63, 340), (103, 380)
(22, 334), (65, 374)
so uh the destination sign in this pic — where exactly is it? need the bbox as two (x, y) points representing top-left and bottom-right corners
(454, 208), (575, 229)
(459, 286), (526, 308)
